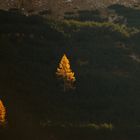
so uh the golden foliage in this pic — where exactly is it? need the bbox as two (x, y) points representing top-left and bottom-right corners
(0, 100), (6, 125)
(56, 54), (76, 91)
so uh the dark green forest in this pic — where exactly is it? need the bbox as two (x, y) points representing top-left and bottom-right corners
(0, 5), (140, 140)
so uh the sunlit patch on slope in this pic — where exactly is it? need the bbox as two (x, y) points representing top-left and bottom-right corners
(129, 53), (140, 62)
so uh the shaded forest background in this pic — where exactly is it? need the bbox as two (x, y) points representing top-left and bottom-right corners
(0, 2), (140, 140)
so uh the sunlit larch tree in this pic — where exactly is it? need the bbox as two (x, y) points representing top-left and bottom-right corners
(0, 100), (6, 125)
(56, 54), (76, 92)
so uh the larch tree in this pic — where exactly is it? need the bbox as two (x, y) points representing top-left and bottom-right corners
(56, 54), (76, 92)
(0, 100), (6, 125)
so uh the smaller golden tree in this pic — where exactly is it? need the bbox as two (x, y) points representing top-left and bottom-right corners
(56, 54), (76, 92)
(0, 100), (6, 125)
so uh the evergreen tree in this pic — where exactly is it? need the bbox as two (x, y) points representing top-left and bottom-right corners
(56, 54), (76, 92)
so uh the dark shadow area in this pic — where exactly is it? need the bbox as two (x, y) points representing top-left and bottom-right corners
(108, 4), (140, 27)
(64, 10), (105, 22)
(0, 10), (140, 140)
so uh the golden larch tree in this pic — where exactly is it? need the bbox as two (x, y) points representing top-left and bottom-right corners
(56, 54), (76, 92)
(0, 100), (6, 125)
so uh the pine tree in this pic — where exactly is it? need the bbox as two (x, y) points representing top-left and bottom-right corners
(56, 54), (76, 92)
(0, 100), (6, 125)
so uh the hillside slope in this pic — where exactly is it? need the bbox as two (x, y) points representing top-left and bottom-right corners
(0, 0), (139, 18)
(0, 10), (140, 124)
(1, 8), (140, 140)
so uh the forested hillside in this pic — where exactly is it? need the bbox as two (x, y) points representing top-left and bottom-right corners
(0, 1), (140, 140)
(0, 6), (140, 123)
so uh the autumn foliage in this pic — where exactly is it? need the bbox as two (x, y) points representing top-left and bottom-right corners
(0, 100), (6, 125)
(56, 54), (76, 91)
